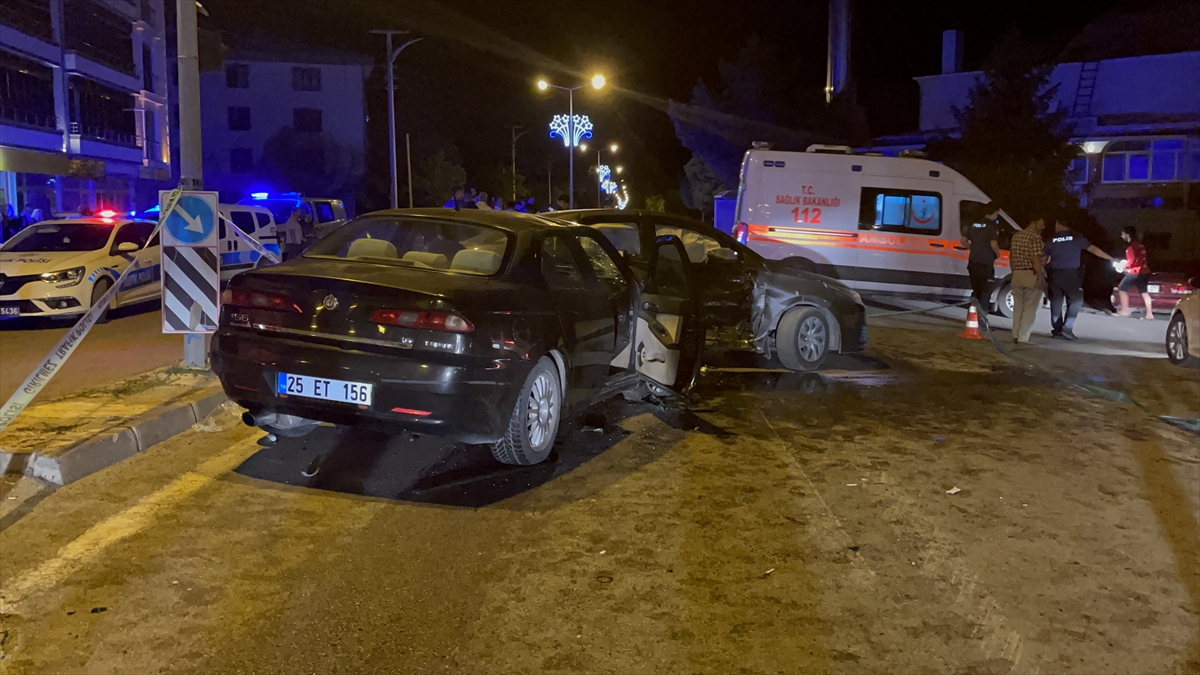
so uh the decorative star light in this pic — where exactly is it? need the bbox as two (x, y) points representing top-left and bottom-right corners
(616, 188), (630, 210)
(549, 114), (593, 147)
(597, 164), (611, 181)
(602, 179), (618, 194)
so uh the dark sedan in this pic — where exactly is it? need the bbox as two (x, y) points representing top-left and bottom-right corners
(212, 209), (705, 465)
(550, 210), (868, 370)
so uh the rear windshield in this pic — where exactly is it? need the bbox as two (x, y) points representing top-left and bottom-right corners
(1, 222), (114, 252)
(304, 216), (510, 276)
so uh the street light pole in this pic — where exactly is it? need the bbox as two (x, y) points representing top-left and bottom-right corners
(537, 74), (605, 210)
(372, 30), (421, 209)
(507, 125), (529, 203)
(176, 0), (204, 367)
(568, 90), (574, 209)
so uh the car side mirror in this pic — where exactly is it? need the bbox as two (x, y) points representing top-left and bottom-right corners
(1189, 276), (1200, 289)
(710, 247), (738, 262)
(115, 241), (140, 253)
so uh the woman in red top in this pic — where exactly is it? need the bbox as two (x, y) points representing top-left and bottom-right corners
(1117, 226), (1154, 319)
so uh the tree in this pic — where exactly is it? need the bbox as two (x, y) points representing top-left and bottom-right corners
(411, 147), (466, 207)
(259, 127), (360, 202)
(644, 194), (666, 212)
(680, 155), (723, 220)
(930, 32), (1077, 226)
(479, 164), (530, 204)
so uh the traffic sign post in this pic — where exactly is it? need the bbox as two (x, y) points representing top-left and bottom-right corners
(159, 191), (220, 367)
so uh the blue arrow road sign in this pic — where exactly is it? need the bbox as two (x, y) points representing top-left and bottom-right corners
(163, 194), (216, 246)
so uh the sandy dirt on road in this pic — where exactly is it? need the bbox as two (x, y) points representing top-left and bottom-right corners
(0, 325), (1196, 674)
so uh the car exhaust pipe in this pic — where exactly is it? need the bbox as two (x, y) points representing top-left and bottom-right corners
(243, 411), (320, 438)
(243, 411), (276, 427)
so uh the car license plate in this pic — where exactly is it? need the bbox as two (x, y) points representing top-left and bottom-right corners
(277, 372), (373, 406)
(0, 303), (20, 317)
(1148, 284), (1160, 293)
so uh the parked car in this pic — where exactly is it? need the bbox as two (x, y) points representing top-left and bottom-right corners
(550, 209), (867, 371)
(217, 204), (281, 281)
(1166, 280), (1199, 366)
(1, 215), (160, 322)
(212, 209), (709, 466)
(238, 193), (347, 254)
(1111, 272), (1194, 315)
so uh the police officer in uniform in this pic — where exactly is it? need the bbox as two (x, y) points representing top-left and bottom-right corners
(1043, 216), (1115, 340)
(961, 201), (1001, 313)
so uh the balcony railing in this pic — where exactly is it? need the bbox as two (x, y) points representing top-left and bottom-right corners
(1, 106), (58, 131)
(0, 0), (54, 43)
(70, 121), (139, 148)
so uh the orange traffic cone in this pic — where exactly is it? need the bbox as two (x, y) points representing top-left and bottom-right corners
(957, 304), (985, 340)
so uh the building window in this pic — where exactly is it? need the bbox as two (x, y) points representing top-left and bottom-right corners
(292, 67), (321, 91)
(1, 0), (55, 42)
(230, 148), (253, 173)
(227, 106), (251, 131)
(68, 77), (138, 147)
(225, 63), (249, 88)
(63, 0), (136, 75)
(1101, 138), (1193, 183)
(141, 46), (155, 92)
(293, 108), (322, 133)
(0, 51), (57, 130)
(859, 188), (942, 235)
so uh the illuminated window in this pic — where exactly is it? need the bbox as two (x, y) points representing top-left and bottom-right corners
(1101, 138), (1189, 183)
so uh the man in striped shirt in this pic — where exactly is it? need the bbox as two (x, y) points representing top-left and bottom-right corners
(1008, 216), (1046, 344)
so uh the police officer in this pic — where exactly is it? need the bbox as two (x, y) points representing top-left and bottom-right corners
(1044, 216), (1115, 340)
(961, 201), (1001, 313)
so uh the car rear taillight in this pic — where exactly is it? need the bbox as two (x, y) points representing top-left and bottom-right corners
(370, 309), (474, 333)
(221, 287), (302, 313)
(733, 222), (749, 244)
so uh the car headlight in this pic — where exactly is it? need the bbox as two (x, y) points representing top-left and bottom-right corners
(41, 266), (86, 287)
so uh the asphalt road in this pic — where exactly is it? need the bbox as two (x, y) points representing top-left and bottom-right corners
(1, 322), (1197, 674)
(0, 305), (181, 403)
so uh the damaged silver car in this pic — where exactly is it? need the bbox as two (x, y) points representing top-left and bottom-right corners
(550, 210), (867, 370)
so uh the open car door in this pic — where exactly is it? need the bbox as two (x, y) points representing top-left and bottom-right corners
(632, 235), (703, 393)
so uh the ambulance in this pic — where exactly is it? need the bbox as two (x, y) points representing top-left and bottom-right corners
(732, 145), (1020, 315)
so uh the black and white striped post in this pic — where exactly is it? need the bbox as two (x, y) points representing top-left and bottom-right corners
(159, 191), (220, 365)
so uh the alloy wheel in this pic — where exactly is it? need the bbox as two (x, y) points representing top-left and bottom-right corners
(525, 370), (559, 452)
(797, 315), (827, 363)
(1168, 319), (1187, 361)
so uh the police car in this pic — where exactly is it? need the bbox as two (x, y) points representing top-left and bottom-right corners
(0, 213), (161, 322)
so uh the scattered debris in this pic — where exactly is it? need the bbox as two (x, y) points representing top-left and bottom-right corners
(596, 575), (613, 584)
(934, 436), (946, 442)
(847, 483), (858, 487)
(762, 568), (775, 577)
(598, 550), (606, 555)
(90, 607), (106, 614)
(66, 611), (75, 616)
(946, 487), (961, 495)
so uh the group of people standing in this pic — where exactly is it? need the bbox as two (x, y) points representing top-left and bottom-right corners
(2, 204), (44, 244)
(962, 203), (1153, 344)
(443, 187), (571, 214)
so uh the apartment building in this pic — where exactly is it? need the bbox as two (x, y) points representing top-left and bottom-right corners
(1, 0), (172, 216)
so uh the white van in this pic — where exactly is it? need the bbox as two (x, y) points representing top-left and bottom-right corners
(217, 204), (280, 281)
(237, 193), (347, 255)
(733, 146), (1019, 314)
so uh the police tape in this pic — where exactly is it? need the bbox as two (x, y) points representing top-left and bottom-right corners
(221, 214), (280, 264)
(0, 186), (185, 434)
(865, 297), (1200, 435)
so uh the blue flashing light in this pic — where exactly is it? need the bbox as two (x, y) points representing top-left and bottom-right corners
(251, 192), (270, 200)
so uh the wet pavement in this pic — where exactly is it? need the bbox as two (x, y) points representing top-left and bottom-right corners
(1, 322), (1198, 674)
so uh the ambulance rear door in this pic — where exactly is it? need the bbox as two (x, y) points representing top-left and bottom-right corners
(736, 153), (861, 283)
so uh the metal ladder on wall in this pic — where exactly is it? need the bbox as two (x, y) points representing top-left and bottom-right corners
(1072, 62), (1100, 118)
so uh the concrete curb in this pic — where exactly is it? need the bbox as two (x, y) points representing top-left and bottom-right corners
(13, 387), (228, 486)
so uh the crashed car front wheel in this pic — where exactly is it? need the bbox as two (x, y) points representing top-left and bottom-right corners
(776, 307), (829, 372)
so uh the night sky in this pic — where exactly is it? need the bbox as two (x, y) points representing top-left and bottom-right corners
(202, 0), (1127, 208)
